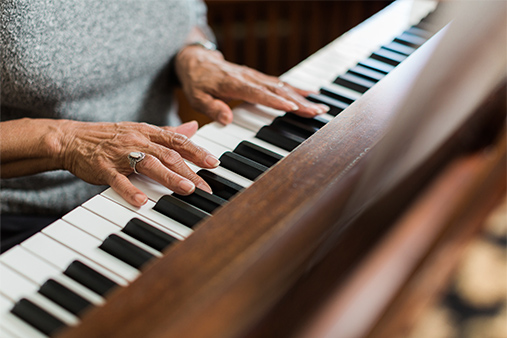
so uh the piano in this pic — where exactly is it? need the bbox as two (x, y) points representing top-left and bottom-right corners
(1, 1), (505, 337)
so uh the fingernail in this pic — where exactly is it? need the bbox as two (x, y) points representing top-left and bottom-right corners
(197, 181), (213, 194)
(289, 102), (299, 111)
(134, 194), (148, 205)
(205, 154), (220, 167)
(179, 180), (195, 194)
(219, 112), (231, 124)
(317, 105), (330, 114)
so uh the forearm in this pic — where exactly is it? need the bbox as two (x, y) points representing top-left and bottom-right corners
(0, 118), (68, 177)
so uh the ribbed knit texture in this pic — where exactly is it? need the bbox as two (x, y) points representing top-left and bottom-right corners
(1, 0), (209, 215)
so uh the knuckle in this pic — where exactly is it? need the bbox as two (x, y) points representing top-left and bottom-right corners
(137, 155), (158, 172)
(160, 149), (182, 165)
(162, 171), (177, 187)
(170, 133), (191, 148)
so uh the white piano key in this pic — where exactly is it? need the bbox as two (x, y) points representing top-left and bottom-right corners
(219, 123), (292, 156)
(100, 189), (194, 238)
(232, 103), (284, 132)
(215, 122), (256, 140)
(187, 161), (253, 189)
(190, 135), (254, 188)
(1, 246), (59, 286)
(0, 294), (47, 338)
(63, 207), (162, 257)
(129, 174), (173, 201)
(0, 328), (19, 338)
(295, 60), (349, 84)
(198, 123), (291, 158)
(0, 263), (38, 302)
(283, 70), (331, 92)
(197, 123), (241, 150)
(0, 294), (14, 313)
(63, 207), (121, 240)
(0, 316), (22, 338)
(322, 82), (363, 101)
(26, 293), (78, 327)
(0, 246), (103, 306)
(42, 221), (140, 282)
(82, 194), (185, 240)
(21, 233), (128, 287)
(0, 315), (47, 338)
(280, 72), (321, 92)
(0, 266), (76, 333)
(191, 134), (230, 156)
(48, 274), (104, 307)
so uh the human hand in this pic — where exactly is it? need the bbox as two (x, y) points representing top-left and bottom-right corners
(59, 120), (219, 207)
(174, 46), (329, 125)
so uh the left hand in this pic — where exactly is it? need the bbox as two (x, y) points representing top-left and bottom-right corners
(174, 45), (329, 125)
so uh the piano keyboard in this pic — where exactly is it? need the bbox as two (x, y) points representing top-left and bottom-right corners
(0, 1), (440, 336)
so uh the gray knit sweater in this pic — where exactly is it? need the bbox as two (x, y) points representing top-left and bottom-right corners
(1, 0), (209, 215)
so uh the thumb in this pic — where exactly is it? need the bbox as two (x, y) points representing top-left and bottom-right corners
(174, 120), (199, 137)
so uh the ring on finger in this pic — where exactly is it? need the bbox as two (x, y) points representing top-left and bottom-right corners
(277, 81), (285, 88)
(128, 151), (146, 174)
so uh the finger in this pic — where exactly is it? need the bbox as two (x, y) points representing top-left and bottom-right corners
(150, 146), (213, 193)
(109, 173), (148, 207)
(190, 91), (234, 125)
(283, 90), (330, 117)
(235, 84), (301, 113)
(149, 130), (220, 169)
(269, 83), (329, 117)
(135, 154), (203, 195)
(282, 82), (316, 98)
(241, 72), (327, 116)
(175, 121), (199, 137)
(160, 121), (199, 137)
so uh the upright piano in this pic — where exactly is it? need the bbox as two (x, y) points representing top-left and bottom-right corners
(1, 1), (505, 337)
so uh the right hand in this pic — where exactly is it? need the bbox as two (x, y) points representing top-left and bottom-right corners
(59, 120), (219, 207)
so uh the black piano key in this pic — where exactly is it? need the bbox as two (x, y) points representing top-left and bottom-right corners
(318, 86), (356, 105)
(256, 125), (304, 152)
(358, 58), (395, 74)
(277, 115), (322, 133)
(99, 234), (155, 269)
(64, 260), (118, 297)
(11, 298), (66, 336)
(233, 141), (283, 168)
(271, 117), (315, 139)
(38, 279), (92, 317)
(219, 151), (268, 181)
(333, 73), (375, 94)
(405, 26), (432, 39)
(306, 93), (347, 116)
(122, 218), (178, 252)
(172, 188), (227, 214)
(347, 65), (385, 82)
(153, 194), (210, 228)
(394, 32), (426, 48)
(281, 113), (327, 130)
(370, 48), (407, 66)
(197, 170), (244, 200)
(382, 41), (416, 56)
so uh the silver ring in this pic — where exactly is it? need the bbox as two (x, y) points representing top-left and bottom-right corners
(128, 151), (145, 174)
(277, 81), (285, 87)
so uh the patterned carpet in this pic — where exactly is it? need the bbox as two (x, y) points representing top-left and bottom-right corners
(408, 198), (507, 338)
